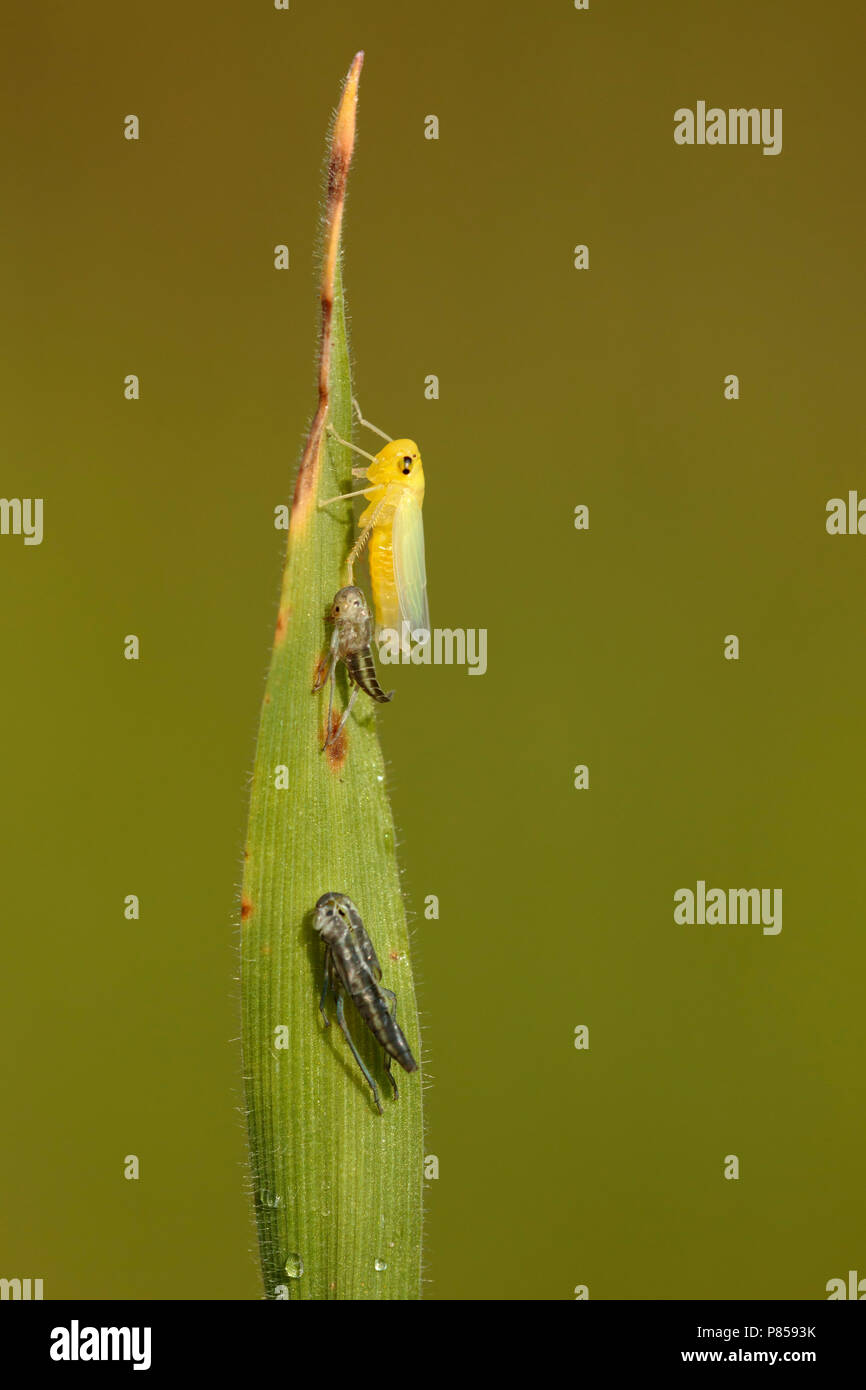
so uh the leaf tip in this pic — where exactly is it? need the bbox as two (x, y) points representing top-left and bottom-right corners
(333, 52), (364, 171)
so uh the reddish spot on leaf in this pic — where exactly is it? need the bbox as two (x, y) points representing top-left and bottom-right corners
(274, 607), (291, 645)
(264, 692), (272, 705)
(324, 712), (348, 772)
(241, 898), (254, 922)
(260, 943), (271, 956)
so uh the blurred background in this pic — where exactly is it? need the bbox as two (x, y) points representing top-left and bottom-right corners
(2, 0), (864, 1299)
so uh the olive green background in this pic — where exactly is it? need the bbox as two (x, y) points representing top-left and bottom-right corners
(2, 0), (864, 1300)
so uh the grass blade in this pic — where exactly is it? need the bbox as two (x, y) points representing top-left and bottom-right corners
(241, 52), (423, 1301)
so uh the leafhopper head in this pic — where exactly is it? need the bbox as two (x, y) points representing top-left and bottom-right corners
(329, 586), (370, 624)
(366, 439), (425, 500)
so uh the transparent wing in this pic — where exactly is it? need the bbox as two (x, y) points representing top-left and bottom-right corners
(356, 921), (383, 982)
(346, 898), (383, 982)
(392, 491), (430, 636)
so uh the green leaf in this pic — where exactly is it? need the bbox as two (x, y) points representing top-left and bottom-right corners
(241, 54), (423, 1301)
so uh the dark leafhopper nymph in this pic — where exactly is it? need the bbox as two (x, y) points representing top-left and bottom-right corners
(313, 585), (393, 750)
(313, 891), (417, 1114)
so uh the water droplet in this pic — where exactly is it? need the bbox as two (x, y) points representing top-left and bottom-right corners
(259, 1190), (282, 1209)
(284, 1253), (304, 1279)
(374, 1258), (388, 1272)
(376, 774), (384, 783)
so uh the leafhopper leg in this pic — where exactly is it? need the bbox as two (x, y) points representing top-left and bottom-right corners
(352, 398), (393, 443)
(335, 993), (383, 1115)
